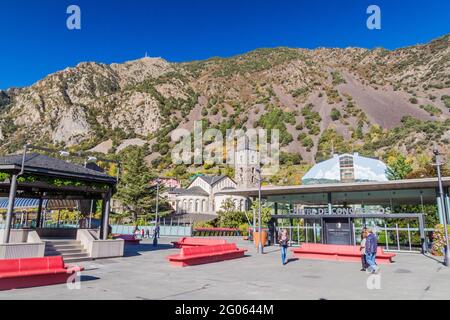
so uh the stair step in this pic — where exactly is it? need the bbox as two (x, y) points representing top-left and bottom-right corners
(44, 241), (81, 246)
(46, 245), (82, 250)
(45, 249), (87, 256)
(44, 239), (91, 262)
(64, 257), (93, 263)
(47, 252), (89, 258)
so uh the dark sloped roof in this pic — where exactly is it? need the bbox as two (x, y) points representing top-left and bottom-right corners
(198, 175), (227, 186)
(0, 153), (116, 185)
(166, 187), (184, 194)
(177, 186), (209, 197)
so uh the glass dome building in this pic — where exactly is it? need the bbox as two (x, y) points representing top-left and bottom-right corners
(302, 153), (388, 185)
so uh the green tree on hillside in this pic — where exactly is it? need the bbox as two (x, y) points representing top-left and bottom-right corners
(386, 154), (413, 180)
(116, 146), (156, 222)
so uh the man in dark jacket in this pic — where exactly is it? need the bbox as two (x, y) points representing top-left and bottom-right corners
(365, 228), (379, 274)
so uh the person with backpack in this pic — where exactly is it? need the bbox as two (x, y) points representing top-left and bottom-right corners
(278, 229), (290, 265)
(365, 228), (379, 274)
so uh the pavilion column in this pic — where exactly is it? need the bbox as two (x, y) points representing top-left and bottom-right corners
(36, 198), (43, 228)
(3, 174), (18, 244)
(436, 188), (445, 225)
(101, 189), (112, 240)
(419, 214), (426, 254)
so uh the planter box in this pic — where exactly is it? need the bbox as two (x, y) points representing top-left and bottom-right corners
(77, 229), (124, 259)
(0, 243), (45, 259)
(0, 230), (45, 259)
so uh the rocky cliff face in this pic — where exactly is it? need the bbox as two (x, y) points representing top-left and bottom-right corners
(0, 34), (449, 165)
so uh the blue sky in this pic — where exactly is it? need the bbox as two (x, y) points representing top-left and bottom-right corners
(0, 0), (449, 89)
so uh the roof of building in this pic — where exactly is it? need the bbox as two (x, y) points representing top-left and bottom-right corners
(177, 186), (209, 197)
(302, 153), (387, 184)
(0, 198), (79, 210)
(198, 175), (228, 186)
(217, 177), (450, 198)
(0, 153), (116, 185)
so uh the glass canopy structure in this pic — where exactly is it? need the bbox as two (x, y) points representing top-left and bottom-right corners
(218, 177), (450, 251)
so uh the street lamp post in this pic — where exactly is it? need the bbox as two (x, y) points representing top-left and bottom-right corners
(256, 167), (264, 254)
(155, 178), (161, 226)
(434, 145), (450, 267)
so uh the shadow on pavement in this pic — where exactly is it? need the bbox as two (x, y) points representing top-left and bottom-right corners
(124, 243), (176, 257)
(422, 253), (445, 265)
(286, 258), (299, 264)
(80, 275), (101, 282)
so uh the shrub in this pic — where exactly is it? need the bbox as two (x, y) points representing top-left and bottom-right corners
(301, 136), (314, 150)
(432, 224), (450, 256)
(330, 108), (342, 121)
(256, 106), (295, 146)
(211, 107), (219, 115)
(331, 71), (346, 85)
(280, 152), (302, 165)
(292, 87), (309, 98)
(441, 95), (450, 108)
(420, 104), (442, 116)
(409, 97), (418, 104)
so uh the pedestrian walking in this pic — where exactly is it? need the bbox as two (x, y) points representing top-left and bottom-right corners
(152, 228), (158, 247)
(145, 228), (150, 239)
(155, 223), (160, 238)
(365, 228), (379, 274)
(360, 228), (369, 272)
(278, 229), (289, 265)
(141, 228), (145, 239)
(133, 226), (140, 238)
(268, 223), (275, 246)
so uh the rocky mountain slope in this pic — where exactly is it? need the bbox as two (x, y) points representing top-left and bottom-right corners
(0, 34), (449, 168)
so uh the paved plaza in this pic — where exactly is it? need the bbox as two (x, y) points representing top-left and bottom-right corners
(1, 237), (449, 300)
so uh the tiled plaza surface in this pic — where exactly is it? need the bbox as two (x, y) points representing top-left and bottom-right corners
(1, 237), (449, 300)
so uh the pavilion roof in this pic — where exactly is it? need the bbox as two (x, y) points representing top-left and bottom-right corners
(0, 153), (116, 185)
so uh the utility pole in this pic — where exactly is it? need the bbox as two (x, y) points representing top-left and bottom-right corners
(256, 167), (264, 254)
(155, 178), (161, 226)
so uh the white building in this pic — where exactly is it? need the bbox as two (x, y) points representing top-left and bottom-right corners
(169, 145), (258, 215)
(302, 153), (388, 185)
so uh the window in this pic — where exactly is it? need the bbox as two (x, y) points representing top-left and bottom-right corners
(339, 156), (355, 182)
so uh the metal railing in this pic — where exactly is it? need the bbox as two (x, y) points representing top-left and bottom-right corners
(276, 223), (322, 247)
(275, 223), (433, 253)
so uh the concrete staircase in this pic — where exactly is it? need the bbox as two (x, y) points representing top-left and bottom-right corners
(44, 239), (92, 263)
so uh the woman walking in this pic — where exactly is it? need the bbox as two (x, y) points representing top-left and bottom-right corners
(360, 228), (369, 272)
(278, 229), (289, 265)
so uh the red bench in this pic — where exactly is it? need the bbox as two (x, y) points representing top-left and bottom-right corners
(292, 243), (396, 264)
(171, 237), (228, 248)
(193, 228), (241, 237)
(0, 256), (84, 291)
(167, 243), (247, 267)
(112, 234), (141, 244)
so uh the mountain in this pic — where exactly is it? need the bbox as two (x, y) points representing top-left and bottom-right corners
(0, 34), (449, 170)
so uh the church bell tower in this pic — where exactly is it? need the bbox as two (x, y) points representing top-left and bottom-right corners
(235, 139), (259, 189)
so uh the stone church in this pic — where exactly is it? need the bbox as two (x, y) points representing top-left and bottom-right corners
(168, 145), (259, 215)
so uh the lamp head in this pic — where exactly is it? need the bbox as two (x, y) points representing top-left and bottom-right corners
(433, 143), (440, 156)
(87, 156), (98, 163)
